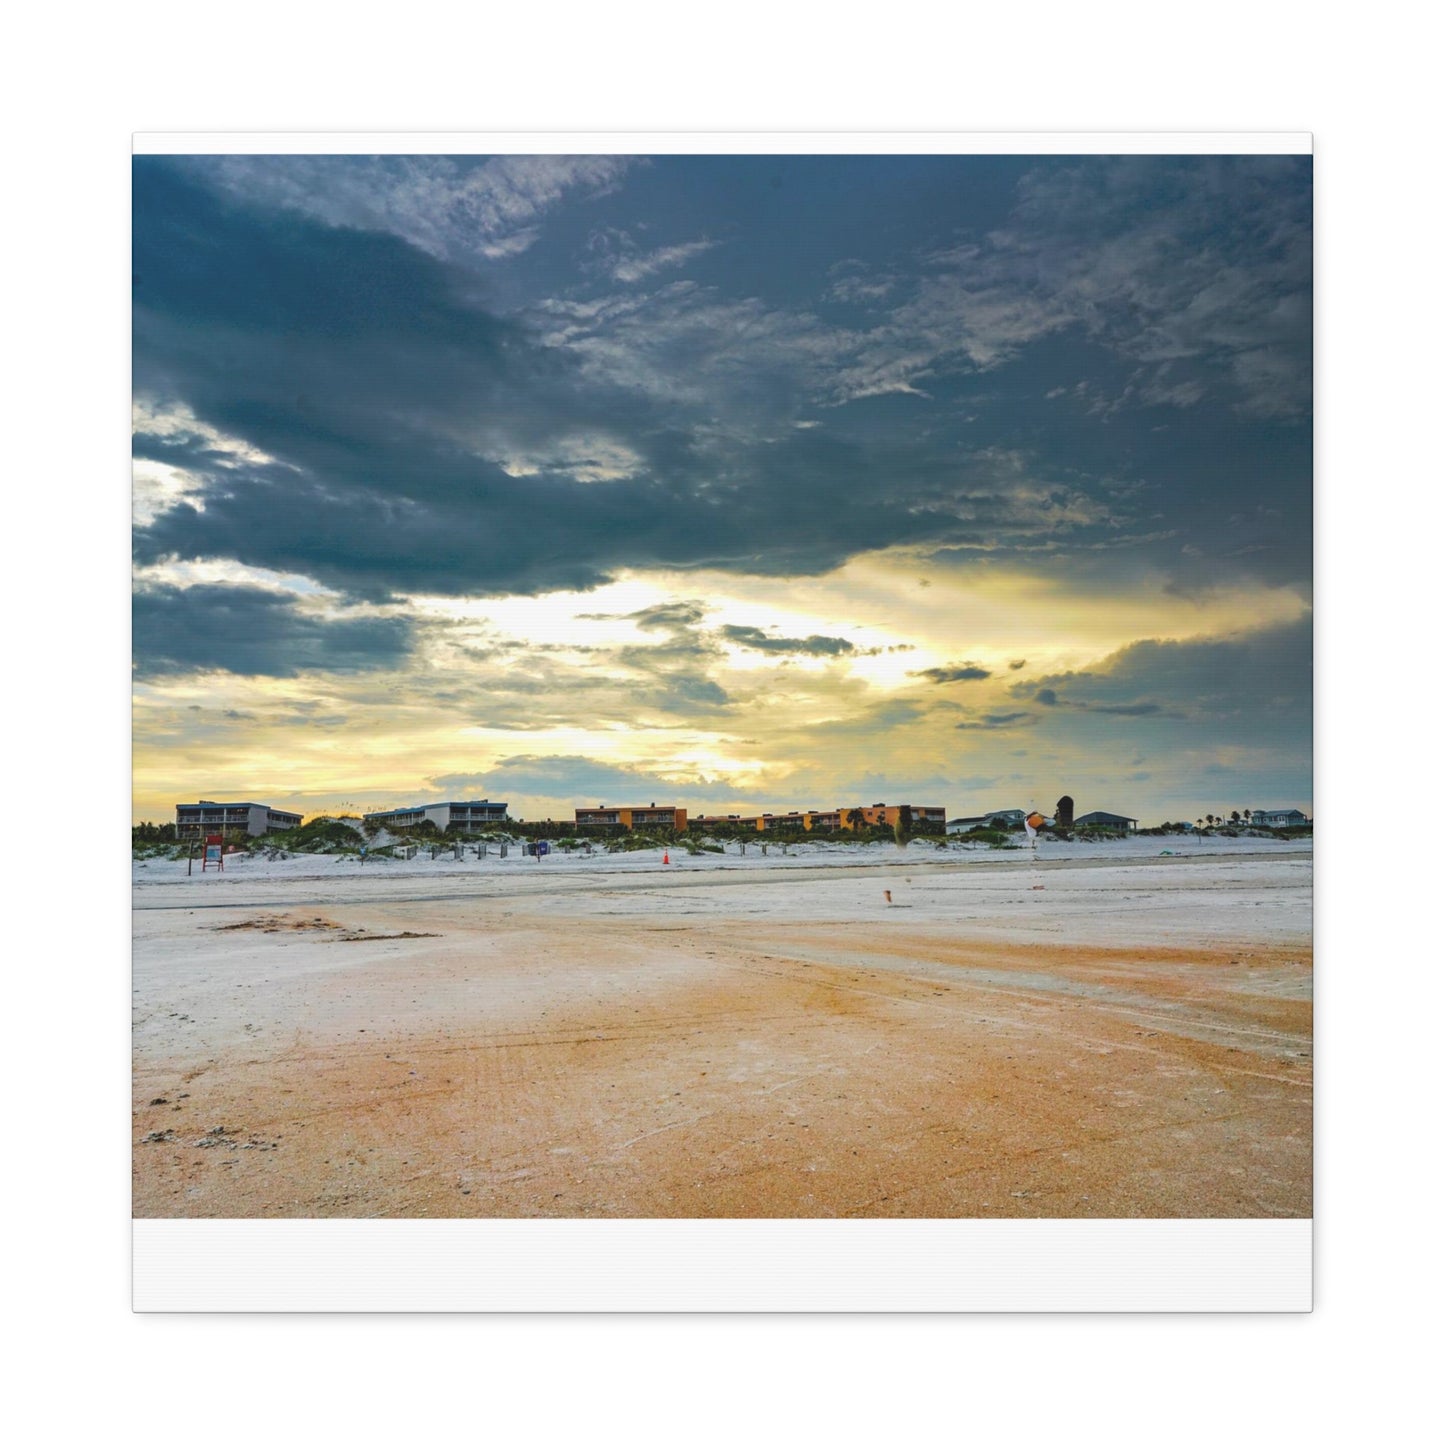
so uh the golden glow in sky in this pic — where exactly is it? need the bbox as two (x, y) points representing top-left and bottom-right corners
(133, 550), (1311, 825)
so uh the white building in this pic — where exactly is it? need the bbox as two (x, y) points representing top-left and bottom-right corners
(175, 801), (302, 837)
(947, 807), (1026, 834)
(363, 800), (510, 832)
(1251, 808), (1309, 828)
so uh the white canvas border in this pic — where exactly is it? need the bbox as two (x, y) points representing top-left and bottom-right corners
(133, 131), (1311, 155)
(133, 1218), (1311, 1312)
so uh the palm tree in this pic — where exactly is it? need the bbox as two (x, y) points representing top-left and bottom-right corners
(1230, 810), (1241, 824)
(1244, 809), (1252, 825)
(846, 808), (867, 832)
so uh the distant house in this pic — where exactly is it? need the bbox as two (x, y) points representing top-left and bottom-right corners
(1074, 810), (1138, 833)
(364, 800), (510, 831)
(947, 807), (1024, 835)
(176, 801), (302, 837)
(1251, 808), (1310, 828)
(984, 808), (1026, 828)
(946, 815), (989, 834)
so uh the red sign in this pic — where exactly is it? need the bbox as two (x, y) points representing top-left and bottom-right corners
(203, 833), (225, 872)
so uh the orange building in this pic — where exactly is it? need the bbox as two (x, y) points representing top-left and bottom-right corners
(691, 813), (761, 830)
(757, 812), (810, 831)
(688, 805), (941, 833)
(574, 804), (687, 831)
(838, 804), (946, 831)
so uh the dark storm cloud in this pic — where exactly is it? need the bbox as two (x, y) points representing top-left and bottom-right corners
(1014, 616), (1312, 725)
(955, 711), (1034, 731)
(133, 155), (1310, 603)
(617, 601), (710, 631)
(913, 665), (991, 683)
(132, 584), (414, 679)
(720, 625), (856, 657)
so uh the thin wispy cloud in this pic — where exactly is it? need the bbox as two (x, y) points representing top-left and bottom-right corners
(196, 154), (638, 264)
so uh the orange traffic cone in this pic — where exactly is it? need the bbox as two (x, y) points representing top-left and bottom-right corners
(663, 852), (670, 865)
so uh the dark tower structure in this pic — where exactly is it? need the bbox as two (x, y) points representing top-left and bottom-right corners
(1055, 795), (1075, 828)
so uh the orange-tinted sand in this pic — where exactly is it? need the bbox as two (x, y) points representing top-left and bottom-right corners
(133, 851), (1311, 1218)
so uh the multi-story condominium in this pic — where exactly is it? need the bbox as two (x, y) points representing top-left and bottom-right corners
(175, 801), (303, 837)
(690, 813), (762, 830)
(363, 800), (510, 832)
(757, 812), (810, 831)
(690, 805), (941, 833)
(838, 804), (946, 831)
(574, 804), (688, 831)
(803, 810), (841, 830)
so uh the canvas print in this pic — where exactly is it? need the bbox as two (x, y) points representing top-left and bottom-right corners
(132, 150), (1312, 1221)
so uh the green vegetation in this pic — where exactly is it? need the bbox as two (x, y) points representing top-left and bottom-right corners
(257, 817), (366, 853)
(605, 831), (679, 853)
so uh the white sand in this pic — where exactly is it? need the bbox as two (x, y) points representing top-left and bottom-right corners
(133, 834), (1312, 948)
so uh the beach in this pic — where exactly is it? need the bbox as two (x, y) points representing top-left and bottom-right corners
(132, 837), (1312, 1218)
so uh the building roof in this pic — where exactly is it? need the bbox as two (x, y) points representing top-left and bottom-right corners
(367, 800), (506, 813)
(179, 801), (296, 811)
(1075, 810), (1138, 824)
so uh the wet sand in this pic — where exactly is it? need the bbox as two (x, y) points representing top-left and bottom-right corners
(132, 848), (1312, 1217)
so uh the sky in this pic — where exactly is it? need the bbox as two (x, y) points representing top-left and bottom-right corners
(132, 152), (1312, 827)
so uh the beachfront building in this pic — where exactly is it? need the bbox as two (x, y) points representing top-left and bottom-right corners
(690, 810), (841, 833)
(984, 808), (1026, 828)
(175, 801), (303, 838)
(363, 800), (510, 832)
(689, 804), (942, 834)
(1251, 808), (1310, 828)
(947, 815), (988, 834)
(757, 812), (810, 832)
(839, 804), (946, 832)
(1074, 810), (1138, 833)
(947, 808), (1029, 834)
(690, 813), (761, 831)
(574, 804), (688, 832)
